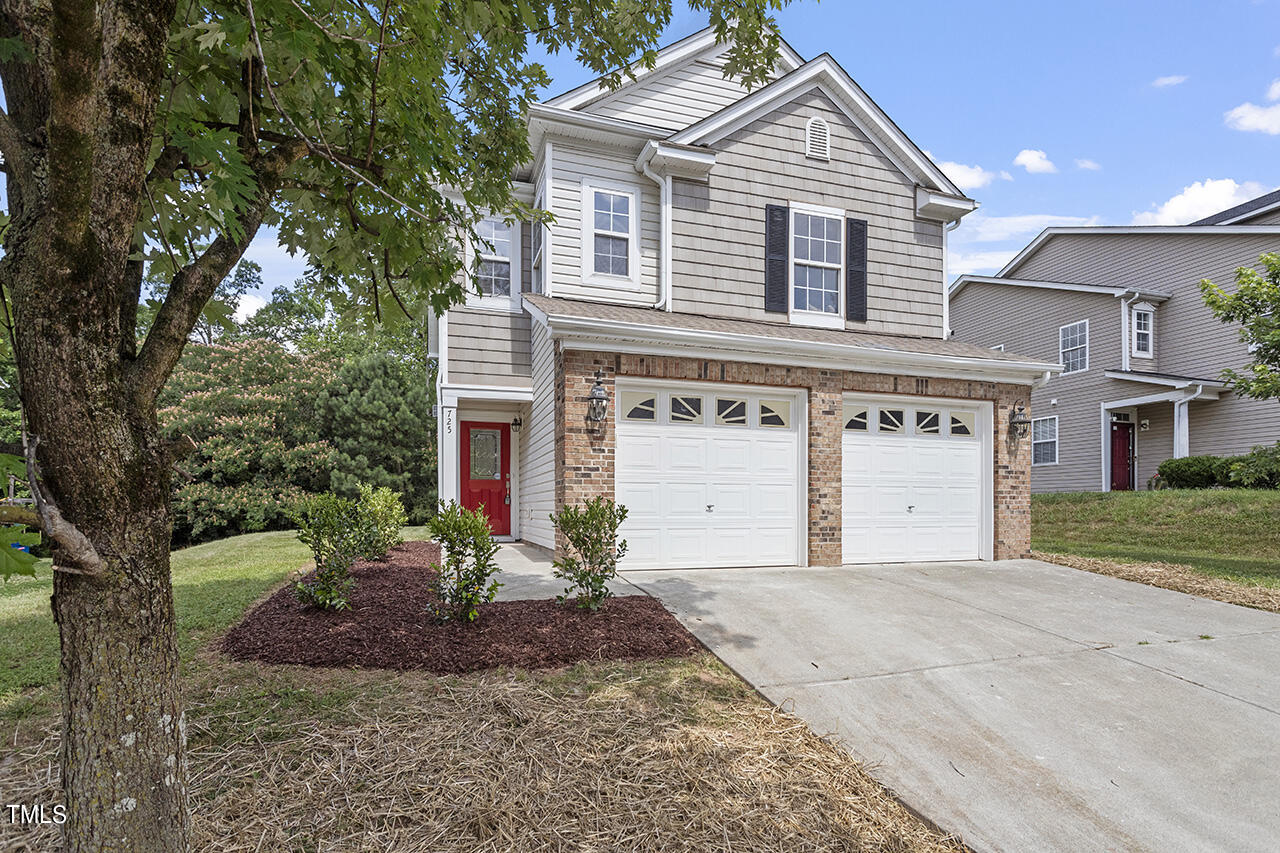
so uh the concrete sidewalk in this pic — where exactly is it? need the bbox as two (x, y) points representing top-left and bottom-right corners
(626, 559), (1280, 853)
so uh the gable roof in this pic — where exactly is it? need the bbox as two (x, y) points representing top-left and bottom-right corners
(543, 26), (805, 111)
(668, 53), (967, 198)
(949, 274), (1172, 303)
(1190, 188), (1280, 225)
(999, 225), (1280, 278)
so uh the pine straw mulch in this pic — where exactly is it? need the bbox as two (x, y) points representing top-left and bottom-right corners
(2, 655), (964, 853)
(222, 540), (700, 673)
(1033, 550), (1280, 614)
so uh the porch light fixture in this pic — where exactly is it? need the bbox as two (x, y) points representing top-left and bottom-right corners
(1008, 402), (1032, 439)
(510, 416), (523, 434)
(586, 369), (609, 423)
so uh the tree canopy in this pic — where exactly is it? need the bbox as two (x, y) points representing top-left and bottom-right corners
(1201, 252), (1280, 401)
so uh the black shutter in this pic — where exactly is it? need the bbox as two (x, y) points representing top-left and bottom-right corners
(846, 217), (868, 322)
(764, 204), (789, 314)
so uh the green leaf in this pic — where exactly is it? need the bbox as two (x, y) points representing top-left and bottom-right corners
(0, 452), (27, 481)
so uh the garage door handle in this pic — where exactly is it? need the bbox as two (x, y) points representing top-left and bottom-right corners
(706, 504), (714, 513)
(907, 505), (915, 513)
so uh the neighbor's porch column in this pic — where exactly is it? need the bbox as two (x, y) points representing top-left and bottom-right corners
(1172, 399), (1190, 459)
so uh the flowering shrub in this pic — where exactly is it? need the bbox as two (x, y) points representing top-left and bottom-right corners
(426, 501), (501, 622)
(550, 498), (628, 612)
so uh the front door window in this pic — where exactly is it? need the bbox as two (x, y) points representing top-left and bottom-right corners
(469, 429), (501, 480)
(462, 422), (511, 535)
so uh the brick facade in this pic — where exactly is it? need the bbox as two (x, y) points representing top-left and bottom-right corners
(554, 345), (1033, 564)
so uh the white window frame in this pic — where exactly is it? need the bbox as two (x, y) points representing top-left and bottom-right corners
(990, 344), (1005, 351)
(1130, 305), (1154, 359)
(1032, 415), (1059, 466)
(466, 217), (522, 313)
(530, 185), (546, 296)
(788, 202), (845, 330)
(1059, 319), (1089, 374)
(580, 181), (640, 289)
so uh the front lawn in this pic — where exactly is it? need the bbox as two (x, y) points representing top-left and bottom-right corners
(1032, 489), (1280, 588)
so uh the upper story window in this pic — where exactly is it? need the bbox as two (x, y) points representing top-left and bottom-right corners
(581, 182), (639, 288)
(805, 116), (831, 160)
(468, 217), (521, 312)
(791, 205), (844, 327)
(1059, 319), (1089, 374)
(531, 187), (545, 294)
(1131, 305), (1154, 358)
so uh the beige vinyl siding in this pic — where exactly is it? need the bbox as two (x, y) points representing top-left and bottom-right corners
(1011, 231), (1280, 470)
(950, 282), (1127, 492)
(547, 140), (661, 306)
(669, 89), (944, 337)
(1243, 207), (1280, 225)
(445, 308), (532, 387)
(520, 322), (556, 548)
(584, 51), (775, 132)
(1134, 402), (1174, 488)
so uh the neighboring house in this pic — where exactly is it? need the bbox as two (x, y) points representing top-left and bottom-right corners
(949, 190), (1280, 494)
(432, 27), (1058, 569)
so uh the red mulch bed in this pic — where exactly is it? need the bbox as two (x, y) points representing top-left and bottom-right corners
(222, 541), (701, 674)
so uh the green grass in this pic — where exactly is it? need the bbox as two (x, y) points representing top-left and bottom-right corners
(1032, 489), (1280, 587)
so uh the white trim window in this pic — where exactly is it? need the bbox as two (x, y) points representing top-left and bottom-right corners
(790, 204), (844, 329)
(468, 217), (521, 311)
(1131, 305), (1154, 359)
(531, 186), (546, 295)
(1059, 320), (1089, 374)
(1032, 416), (1058, 466)
(581, 182), (639, 287)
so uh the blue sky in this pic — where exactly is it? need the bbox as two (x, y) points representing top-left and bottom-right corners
(241, 0), (1278, 303)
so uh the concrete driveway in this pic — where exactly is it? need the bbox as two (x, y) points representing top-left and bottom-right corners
(626, 559), (1280, 853)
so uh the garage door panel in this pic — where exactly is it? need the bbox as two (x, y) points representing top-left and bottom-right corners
(622, 528), (662, 565)
(665, 438), (709, 473)
(709, 483), (750, 517)
(754, 439), (797, 475)
(709, 438), (752, 473)
(666, 483), (709, 516)
(872, 444), (912, 477)
(754, 483), (795, 517)
(663, 529), (708, 565)
(616, 481), (661, 519)
(617, 434), (662, 473)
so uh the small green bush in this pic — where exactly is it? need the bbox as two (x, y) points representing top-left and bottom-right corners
(291, 492), (360, 610)
(1156, 455), (1225, 489)
(1229, 442), (1280, 488)
(426, 501), (501, 622)
(353, 482), (407, 560)
(550, 497), (628, 612)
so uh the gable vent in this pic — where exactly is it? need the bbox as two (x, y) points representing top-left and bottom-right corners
(805, 116), (831, 161)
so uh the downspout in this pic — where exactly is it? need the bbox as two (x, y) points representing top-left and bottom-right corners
(639, 142), (672, 311)
(942, 219), (961, 339)
(1172, 383), (1206, 459)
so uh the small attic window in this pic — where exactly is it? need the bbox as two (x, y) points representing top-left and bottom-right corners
(805, 116), (831, 161)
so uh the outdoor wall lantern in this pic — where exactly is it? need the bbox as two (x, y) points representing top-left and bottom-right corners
(586, 369), (609, 423)
(1008, 402), (1032, 439)
(510, 416), (523, 434)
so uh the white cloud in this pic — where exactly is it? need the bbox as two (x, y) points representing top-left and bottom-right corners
(1013, 149), (1057, 174)
(999, 170), (1014, 181)
(924, 151), (1001, 191)
(946, 249), (1020, 277)
(234, 292), (267, 323)
(1151, 75), (1188, 88)
(1075, 158), (1102, 171)
(957, 213), (1101, 243)
(1130, 178), (1269, 225)
(1224, 79), (1280, 135)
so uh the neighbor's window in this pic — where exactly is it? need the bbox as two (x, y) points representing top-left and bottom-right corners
(1032, 416), (1058, 465)
(1059, 320), (1089, 374)
(792, 209), (842, 315)
(475, 218), (513, 298)
(1132, 308), (1153, 357)
(591, 188), (632, 278)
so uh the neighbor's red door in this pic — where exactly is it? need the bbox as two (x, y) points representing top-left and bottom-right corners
(461, 421), (511, 535)
(1110, 421), (1135, 491)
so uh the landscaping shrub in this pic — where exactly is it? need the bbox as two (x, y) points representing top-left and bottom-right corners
(1228, 442), (1280, 488)
(353, 483), (407, 560)
(1156, 455), (1225, 489)
(550, 497), (629, 612)
(426, 501), (501, 622)
(291, 492), (361, 610)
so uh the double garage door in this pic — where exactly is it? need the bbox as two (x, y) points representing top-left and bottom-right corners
(615, 381), (988, 569)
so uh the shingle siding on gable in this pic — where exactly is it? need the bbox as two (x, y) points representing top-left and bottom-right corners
(583, 52), (775, 131)
(669, 89), (944, 336)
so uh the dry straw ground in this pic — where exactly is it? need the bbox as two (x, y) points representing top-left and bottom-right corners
(3, 653), (962, 853)
(1033, 551), (1280, 614)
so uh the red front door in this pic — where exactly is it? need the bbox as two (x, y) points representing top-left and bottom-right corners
(461, 421), (511, 535)
(1110, 421), (1135, 491)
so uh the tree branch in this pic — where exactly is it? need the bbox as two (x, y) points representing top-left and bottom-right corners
(129, 137), (309, 401)
(24, 433), (103, 576)
(0, 106), (30, 191)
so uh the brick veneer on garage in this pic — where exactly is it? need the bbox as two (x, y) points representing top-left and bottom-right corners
(555, 345), (1033, 564)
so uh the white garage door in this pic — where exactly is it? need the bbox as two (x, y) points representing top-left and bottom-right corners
(842, 396), (986, 563)
(616, 383), (803, 569)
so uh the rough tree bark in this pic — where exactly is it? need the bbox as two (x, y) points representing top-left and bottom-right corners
(0, 0), (302, 848)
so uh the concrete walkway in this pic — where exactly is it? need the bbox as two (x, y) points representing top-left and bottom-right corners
(624, 559), (1280, 853)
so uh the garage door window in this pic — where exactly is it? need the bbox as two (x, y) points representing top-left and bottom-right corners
(878, 408), (905, 433)
(759, 399), (791, 428)
(621, 392), (656, 422)
(844, 404), (869, 431)
(949, 412), (975, 437)
(670, 395), (704, 424)
(916, 410), (941, 435)
(715, 398), (748, 426)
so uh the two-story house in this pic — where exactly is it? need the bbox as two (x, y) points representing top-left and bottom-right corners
(434, 27), (1058, 570)
(949, 189), (1280, 493)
